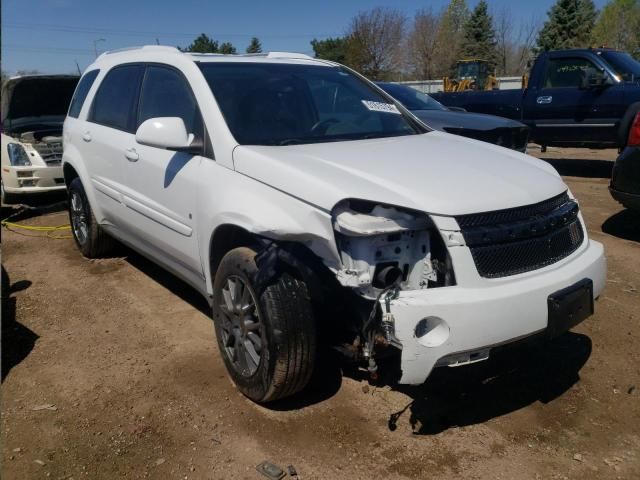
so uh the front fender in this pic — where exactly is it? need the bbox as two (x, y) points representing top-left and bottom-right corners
(195, 163), (342, 295)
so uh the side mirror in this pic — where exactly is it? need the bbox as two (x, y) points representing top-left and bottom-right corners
(135, 117), (200, 153)
(581, 69), (609, 89)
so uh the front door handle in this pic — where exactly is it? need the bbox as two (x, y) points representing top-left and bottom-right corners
(537, 96), (553, 104)
(82, 131), (92, 142)
(125, 148), (139, 162)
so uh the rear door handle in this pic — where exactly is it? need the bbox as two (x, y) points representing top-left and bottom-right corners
(82, 132), (92, 142)
(125, 148), (139, 162)
(537, 96), (553, 104)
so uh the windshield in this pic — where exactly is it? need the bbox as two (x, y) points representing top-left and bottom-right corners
(198, 62), (424, 146)
(377, 83), (446, 111)
(458, 63), (480, 79)
(599, 51), (640, 81)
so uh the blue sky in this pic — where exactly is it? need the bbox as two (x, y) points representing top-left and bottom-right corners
(2, 0), (609, 74)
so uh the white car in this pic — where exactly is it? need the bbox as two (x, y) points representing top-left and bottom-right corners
(62, 46), (606, 403)
(1, 75), (79, 204)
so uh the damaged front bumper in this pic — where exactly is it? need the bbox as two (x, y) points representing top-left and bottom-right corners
(388, 239), (606, 385)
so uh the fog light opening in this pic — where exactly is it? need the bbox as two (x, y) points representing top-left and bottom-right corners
(414, 316), (449, 347)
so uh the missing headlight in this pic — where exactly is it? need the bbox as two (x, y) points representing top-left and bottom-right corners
(332, 200), (455, 298)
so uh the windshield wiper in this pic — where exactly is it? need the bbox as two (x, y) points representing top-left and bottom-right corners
(278, 138), (309, 146)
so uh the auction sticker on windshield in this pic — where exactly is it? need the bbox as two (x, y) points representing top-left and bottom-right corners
(361, 100), (401, 115)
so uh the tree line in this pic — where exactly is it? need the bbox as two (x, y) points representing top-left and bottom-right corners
(2, 0), (637, 83)
(179, 35), (263, 54)
(311, 0), (640, 81)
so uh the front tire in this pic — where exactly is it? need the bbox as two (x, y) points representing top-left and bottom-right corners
(212, 247), (316, 403)
(68, 177), (114, 258)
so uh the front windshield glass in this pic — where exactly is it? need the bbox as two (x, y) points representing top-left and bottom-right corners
(599, 51), (640, 81)
(378, 83), (446, 111)
(458, 62), (481, 79)
(198, 62), (424, 146)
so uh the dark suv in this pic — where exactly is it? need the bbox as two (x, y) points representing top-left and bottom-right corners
(610, 112), (640, 210)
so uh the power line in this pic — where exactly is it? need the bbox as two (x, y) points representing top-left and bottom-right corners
(4, 44), (95, 55)
(3, 22), (340, 40)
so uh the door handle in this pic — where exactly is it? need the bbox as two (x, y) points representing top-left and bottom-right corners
(125, 148), (139, 162)
(537, 96), (553, 104)
(82, 132), (92, 142)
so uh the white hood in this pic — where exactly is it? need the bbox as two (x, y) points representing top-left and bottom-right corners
(232, 131), (566, 216)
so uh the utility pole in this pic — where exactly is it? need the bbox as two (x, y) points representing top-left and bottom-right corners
(93, 38), (106, 58)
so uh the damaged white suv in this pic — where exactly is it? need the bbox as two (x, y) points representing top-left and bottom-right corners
(1, 75), (78, 204)
(63, 46), (606, 403)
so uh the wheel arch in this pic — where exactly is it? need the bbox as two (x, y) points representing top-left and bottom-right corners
(208, 223), (262, 282)
(63, 162), (80, 187)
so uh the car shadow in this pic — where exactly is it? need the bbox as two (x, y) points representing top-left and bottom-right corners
(164, 152), (194, 188)
(1, 196), (67, 222)
(1, 265), (38, 382)
(97, 245), (590, 417)
(263, 350), (344, 411)
(118, 248), (344, 408)
(602, 209), (640, 242)
(344, 332), (591, 435)
(540, 157), (613, 179)
(123, 249), (211, 316)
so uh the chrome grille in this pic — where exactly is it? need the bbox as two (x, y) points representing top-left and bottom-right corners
(32, 142), (63, 166)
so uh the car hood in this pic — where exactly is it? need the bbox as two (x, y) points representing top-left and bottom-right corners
(232, 131), (566, 216)
(1, 75), (79, 131)
(412, 109), (525, 131)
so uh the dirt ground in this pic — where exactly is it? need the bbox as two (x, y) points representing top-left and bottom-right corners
(1, 147), (639, 480)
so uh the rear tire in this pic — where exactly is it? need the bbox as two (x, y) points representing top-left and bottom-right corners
(212, 246), (316, 403)
(68, 177), (114, 258)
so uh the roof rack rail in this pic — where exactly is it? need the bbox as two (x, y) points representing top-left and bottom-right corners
(98, 45), (181, 59)
(266, 52), (313, 60)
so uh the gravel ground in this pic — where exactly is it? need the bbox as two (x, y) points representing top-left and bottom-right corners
(1, 147), (639, 479)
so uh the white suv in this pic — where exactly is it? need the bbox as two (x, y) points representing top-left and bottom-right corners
(63, 46), (606, 403)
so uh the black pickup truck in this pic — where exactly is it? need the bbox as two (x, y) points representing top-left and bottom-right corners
(432, 49), (640, 150)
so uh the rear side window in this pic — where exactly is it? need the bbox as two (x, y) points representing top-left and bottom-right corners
(90, 65), (144, 131)
(68, 69), (99, 118)
(137, 66), (201, 135)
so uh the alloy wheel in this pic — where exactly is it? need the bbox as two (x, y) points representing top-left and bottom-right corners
(70, 191), (88, 245)
(218, 275), (264, 377)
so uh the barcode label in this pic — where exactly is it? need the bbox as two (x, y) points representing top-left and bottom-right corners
(361, 100), (401, 115)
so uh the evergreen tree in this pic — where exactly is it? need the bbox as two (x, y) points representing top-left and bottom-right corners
(461, 0), (497, 66)
(434, 0), (470, 76)
(180, 33), (219, 53)
(536, 0), (598, 52)
(310, 37), (348, 64)
(219, 42), (237, 54)
(246, 37), (263, 54)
